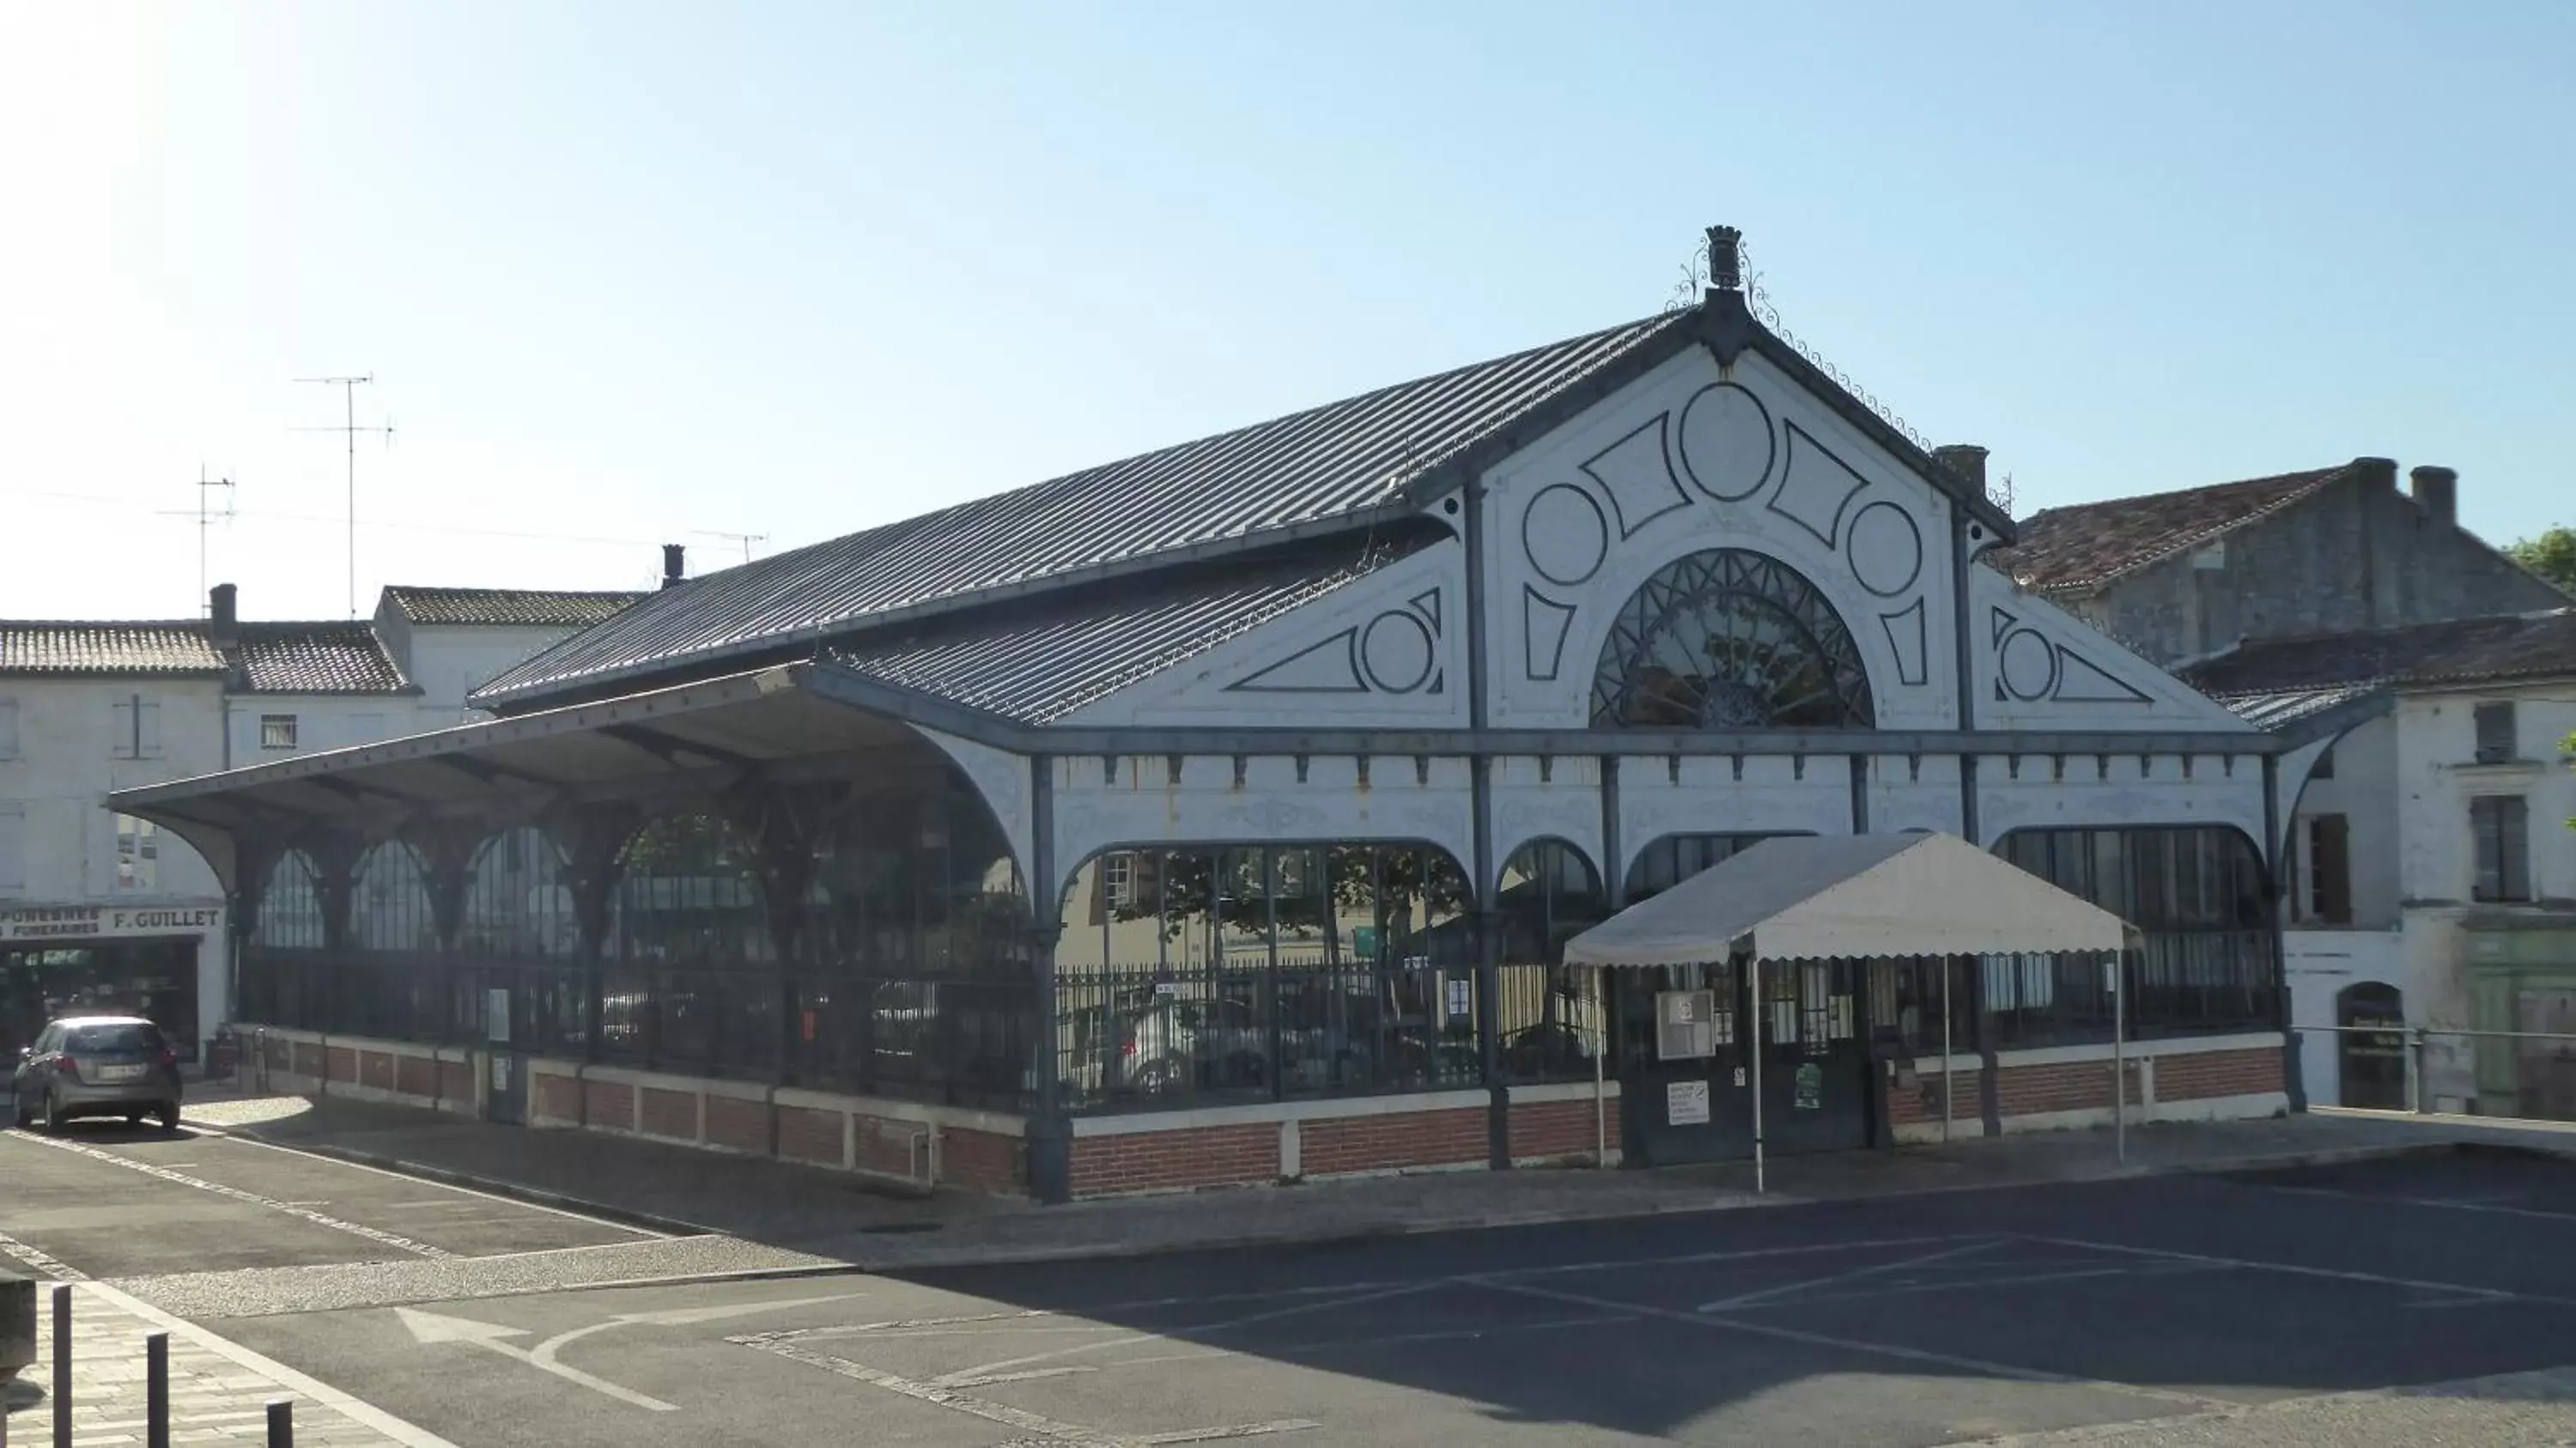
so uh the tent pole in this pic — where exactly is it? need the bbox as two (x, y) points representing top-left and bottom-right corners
(1592, 965), (1608, 1170)
(1750, 954), (1766, 1195)
(1940, 955), (1953, 1145)
(2112, 948), (2126, 1165)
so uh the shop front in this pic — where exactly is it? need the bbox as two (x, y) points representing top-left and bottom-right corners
(1, 904), (221, 1062)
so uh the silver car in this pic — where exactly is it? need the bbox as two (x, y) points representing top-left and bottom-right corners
(9, 1015), (184, 1133)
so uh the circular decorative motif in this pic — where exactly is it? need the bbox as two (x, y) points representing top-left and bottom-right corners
(1360, 610), (1437, 693)
(1589, 548), (1875, 730)
(1999, 628), (2059, 701)
(1675, 383), (1776, 502)
(1846, 501), (1925, 597)
(1522, 483), (1610, 587)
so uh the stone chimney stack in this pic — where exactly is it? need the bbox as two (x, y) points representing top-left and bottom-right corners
(2409, 465), (2458, 527)
(209, 583), (239, 647)
(1933, 444), (1990, 496)
(661, 545), (687, 591)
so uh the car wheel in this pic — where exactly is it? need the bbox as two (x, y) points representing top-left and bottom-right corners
(8, 1092), (29, 1130)
(41, 1092), (65, 1135)
(155, 1104), (180, 1134)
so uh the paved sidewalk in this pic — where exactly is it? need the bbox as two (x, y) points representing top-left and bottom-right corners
(5, 1281), (448, 1447)
(180, 1087), (2576, 1275)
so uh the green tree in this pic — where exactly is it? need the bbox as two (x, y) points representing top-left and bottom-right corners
(2507, 526), (2576, 595)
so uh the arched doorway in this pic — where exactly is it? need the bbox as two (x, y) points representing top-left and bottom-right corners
(2335, 982), (2406, 1110)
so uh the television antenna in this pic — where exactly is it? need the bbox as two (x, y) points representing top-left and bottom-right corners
(294, 374), (394, 618)
(692, 529), (768, 566)
(153, 467), (238, 613)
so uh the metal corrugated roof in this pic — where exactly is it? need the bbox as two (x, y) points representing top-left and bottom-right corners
(0, 624), (229, 677)
(384, 587), (645, 628)
(2208, 685), (2381, 732)
(471, 312), (1694, 711)
(824, 546), (1399, 724)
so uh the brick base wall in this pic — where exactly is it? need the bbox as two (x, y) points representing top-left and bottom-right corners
(586, 1079), (635, 1130)
(1886, 1067), (1980, 1129)
(537, 1072), (581, 1123)
(778, 1105), (843, 1166)
(395, 1056), (437, 1099)
(360, 1051), (398, 1093)
(942, 1127), (1025, 1196)
(705, 1093), (768, 1153)
(1510, 1098), (1609, 1165)
(640, 1086), (695, 1141)
(439, 1059), (475, 1104)
(1997, 1060), (2144, 1119)
(325, 1045), (357, 1084)
(2156, 1047), (2284, 1102)
(1071, 1123), (1278, 1196)
(1303, 1108), (1485, 1177)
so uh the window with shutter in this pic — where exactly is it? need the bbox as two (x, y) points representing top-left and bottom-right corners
(0, 804), (24, 892)
(137, 698), (162, 758)
(2305, 815), (2352, 924)
(111, 697), (137, 759)
(2474, 703), (2517, 764)
(2470, 796), (2531, 903)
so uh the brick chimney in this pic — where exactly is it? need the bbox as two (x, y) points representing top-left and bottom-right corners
(2409, 465), (2458, 526)
(661, 544), (687, 591)
(1933, 444), (1990, 495)
(209, 583), (239, 647)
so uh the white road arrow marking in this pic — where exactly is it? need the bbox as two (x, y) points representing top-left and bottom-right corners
(396, 1293), (862, 1413)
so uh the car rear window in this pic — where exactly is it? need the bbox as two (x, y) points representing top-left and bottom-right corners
(67, 1024), (165, 1053)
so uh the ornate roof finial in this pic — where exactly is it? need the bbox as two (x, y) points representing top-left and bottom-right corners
(1706, 225), (1744, 292)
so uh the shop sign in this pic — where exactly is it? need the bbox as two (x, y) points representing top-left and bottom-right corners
(1667, 1079), (1710, 1126)
(1793, 1062), (1824, 1111)
(1, 904), (224, 942)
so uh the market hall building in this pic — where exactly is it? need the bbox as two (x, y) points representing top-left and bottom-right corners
(113, 231), (2313, 1202)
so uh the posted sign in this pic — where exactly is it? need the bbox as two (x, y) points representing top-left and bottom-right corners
(1667, 1079), (1711, 1126)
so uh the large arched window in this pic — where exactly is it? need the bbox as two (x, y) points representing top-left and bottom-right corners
(458, 826), (579, 958)
(1591, 550), (1874, 729)
(1496, 840), (1608, 1083)
(254, 851), (326, 949)
(349, 843), (435, 952)
(601, 812), (772, 1076)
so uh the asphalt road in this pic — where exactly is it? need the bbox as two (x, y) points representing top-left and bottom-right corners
(131, 1149), (2576, 1448)
(0, 1116), (652, 1280)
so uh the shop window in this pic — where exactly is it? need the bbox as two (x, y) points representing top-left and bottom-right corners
(260, 715), (299, 751)
(114, 814), (158, 892)
(2470, 796), (2531, 903)
(2302, 815), (2351, 924)
(110, 695), (163, 760)
(2474, 703), (2517, 765)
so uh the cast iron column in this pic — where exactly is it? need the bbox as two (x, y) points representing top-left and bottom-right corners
(1025, 752), (1072, 1204)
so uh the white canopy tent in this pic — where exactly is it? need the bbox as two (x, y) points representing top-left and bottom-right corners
(1563, 832), (2142, 1188)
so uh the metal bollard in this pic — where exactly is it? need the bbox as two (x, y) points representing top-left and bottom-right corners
(265, 1397), (293, 1448)
(50, 1285), (70, 1448)
(145, 1331), (169, 1448)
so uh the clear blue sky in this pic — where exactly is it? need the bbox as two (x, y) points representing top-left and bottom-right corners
(3, 0), (2567, 621)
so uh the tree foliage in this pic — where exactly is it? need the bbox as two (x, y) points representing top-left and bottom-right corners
(2507, 526), (2576, 595)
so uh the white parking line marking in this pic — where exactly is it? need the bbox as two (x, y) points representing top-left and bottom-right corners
(185, 1121), (666, 1238)
(1109, 1313), (1635, 1372)
(1699, 1238), (2005, 1312)
(2246, 1182), (2576, 1226)
(13, 1132), (456, 1259)
(738, 1334), (1142, 1445)
(1467, 1273), (2227, 1410)
(2018, 1234), (2563, 1307)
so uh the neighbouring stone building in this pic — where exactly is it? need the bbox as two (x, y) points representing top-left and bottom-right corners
(2182, 611), (2576, 1115)
(1992, 459), (2569, 667)
(1, 580), (644, 1062)
(113, 228), (2318, 1203)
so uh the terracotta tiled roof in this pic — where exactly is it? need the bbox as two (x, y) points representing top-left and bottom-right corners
(233, 624), (412, 694)
(1990, 465), (2348, 592)
(383, 587), (645, 628)
(2183, 608), (2576, 696)
(0, 624), (228, 676)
